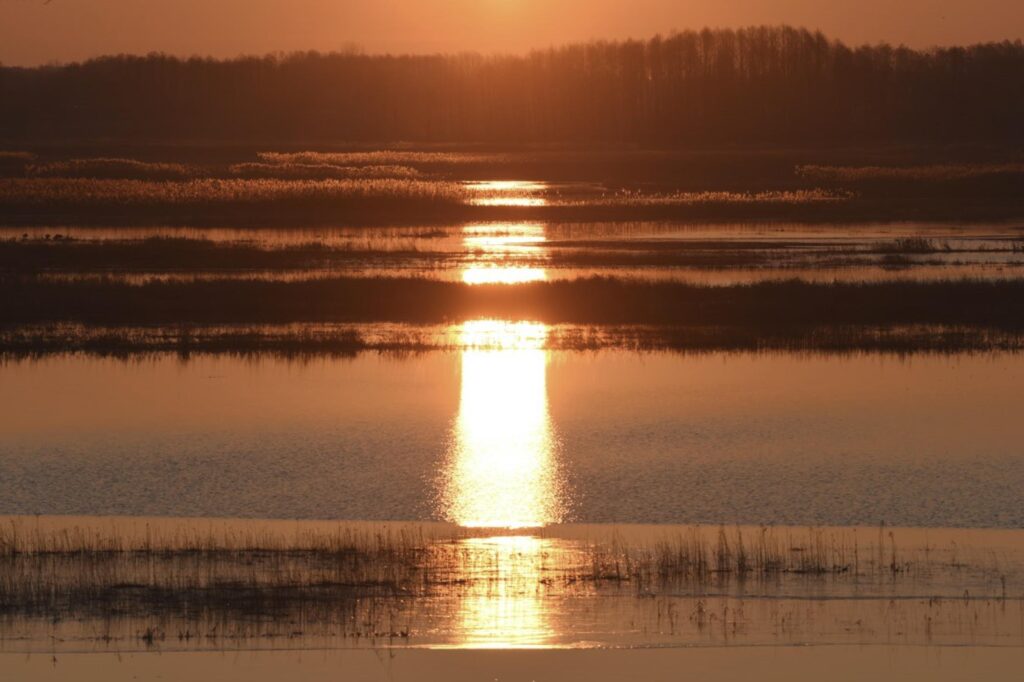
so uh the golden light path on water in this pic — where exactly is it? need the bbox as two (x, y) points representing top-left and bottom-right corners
(442, 319), (563, 529)
(465, 180), (549, 207)
(461, 221), (548, 285)
(439, 237), (567, 646)
(449, 535), (560, 649)
(441, 321), (564, 647)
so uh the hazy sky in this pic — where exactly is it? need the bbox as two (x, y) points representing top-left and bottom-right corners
(1, 0), (1022, 66)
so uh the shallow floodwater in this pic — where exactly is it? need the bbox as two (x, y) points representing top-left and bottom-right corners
(1, 515), (1022, 653)
(6, 647), (1024, 682)
(1, 348), (1022, 527)
(7, 220), (1024, 285)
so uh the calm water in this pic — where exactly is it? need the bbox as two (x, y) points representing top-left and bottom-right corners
(2, 346), (1022, 528)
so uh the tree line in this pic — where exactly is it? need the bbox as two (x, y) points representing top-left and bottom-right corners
(1, 26), (1022, 145)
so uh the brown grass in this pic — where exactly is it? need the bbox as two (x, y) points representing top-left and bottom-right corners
(256, 151), (507, 166)
(797, 163), (1024, 183)
(229, 162), (422, 180)
(27, 158), (196, 180)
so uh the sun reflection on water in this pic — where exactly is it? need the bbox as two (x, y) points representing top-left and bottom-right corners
(465, 180), (548, 207)
(461, 222), (548, 285)
(461, 266), (548, 285)
(440, 238), (567, 647)
(450, 535), (559, 649)
(440, 320), (564, 529)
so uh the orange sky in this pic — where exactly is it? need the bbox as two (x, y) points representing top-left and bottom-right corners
(1, 0), (1022, 66)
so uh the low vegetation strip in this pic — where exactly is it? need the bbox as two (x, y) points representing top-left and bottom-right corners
(3, 277), (1024, 329)
(0, 177), (466, 205)
(15, 234), (1020, 273)
(0, 177), (470, 226)
(26, 158), (197, 180)
(1, 322), (1019, 357)
(0, 177), (1021, 226)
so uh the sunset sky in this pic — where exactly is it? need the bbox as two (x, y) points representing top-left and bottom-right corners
(1, 0), (1023, 66)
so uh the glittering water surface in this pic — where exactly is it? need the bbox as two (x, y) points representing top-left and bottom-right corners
(1, 348), (1023, 528)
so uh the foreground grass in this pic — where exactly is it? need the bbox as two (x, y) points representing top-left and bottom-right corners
(0, 516), (1019, 650)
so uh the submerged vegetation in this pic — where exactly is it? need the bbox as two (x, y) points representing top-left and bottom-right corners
(0, 517), (1019, 650)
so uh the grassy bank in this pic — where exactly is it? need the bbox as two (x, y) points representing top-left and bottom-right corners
(4, 276), (1024, 328)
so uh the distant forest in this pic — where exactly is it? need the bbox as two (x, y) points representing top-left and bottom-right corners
(2, 26), (1022, 145)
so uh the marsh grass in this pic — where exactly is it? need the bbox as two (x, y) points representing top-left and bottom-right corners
(5, 234), (1024, 279)
(0, 177), (465, 205)
(2, 322), (1022, 359)
(875, 238), (950, 254)
(27, 158), (196, 181)
(1, 518), (1019, 648)
(0, 177), (468, 226)
(797, 163), (1024, 183)
(5, 276), (1024, 330)
(1, 156), (1021, 225)
(587, 526), (881, 584)
(230, 162), (422, 180)
(0, 236), (433, 273)
(575, 189), (848, 208)
(255, 151), (507, 166)
(0, 519), (1013, 607)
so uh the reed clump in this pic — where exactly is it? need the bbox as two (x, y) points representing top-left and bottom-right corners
(586, 526), (871, 586)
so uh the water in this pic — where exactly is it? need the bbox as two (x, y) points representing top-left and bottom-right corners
(2, 348), (1022, 528)
(7, 220), (1024, 285)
